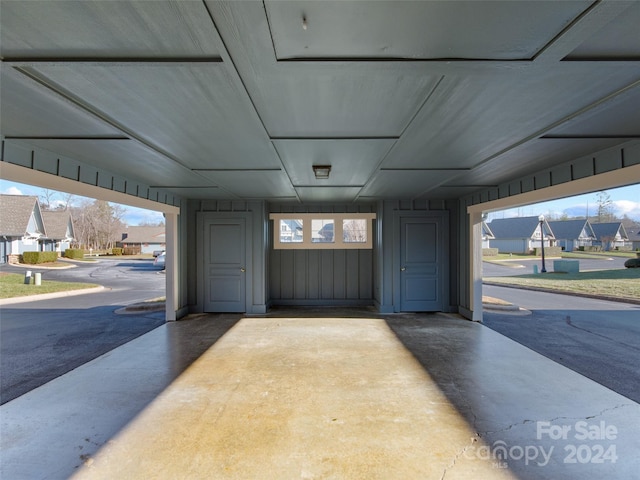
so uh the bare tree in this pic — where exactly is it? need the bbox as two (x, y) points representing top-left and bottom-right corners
(596, 191), (614, 223)
(70, 200), (125, 250)
(343, 220), (367, 242)
(39, 189), (57, 211)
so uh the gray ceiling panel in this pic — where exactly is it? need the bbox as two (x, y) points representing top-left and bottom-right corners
(195, 170), (297, 199)
(254, 72), (442, 137)
(0, 0), (220, 58)
(295, 187), (362, 203)
(0, 67), (121, 137)
(383, 72), (640, 170)
(1, 0), (639, 204)
(566, 2), (640, 60)
(273, 139), (395, 186)
(26, 64), (280, 170)
(449, 138), (629, 187)
(266, 0), (591, 60)
(359, 170), (457, 199)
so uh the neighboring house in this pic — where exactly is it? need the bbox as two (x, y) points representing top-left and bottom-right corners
(0, 194), (47, 263)
(119, 226), (166, 254)
(627, 229), (640, 251)
(42, 210), (76, 253)
(279, 219), (303, 243)
(547, 219), (596, 251)
(481, 221), (495, 249)
(487, 216), (554, 254)
(591, 222), (630, 250)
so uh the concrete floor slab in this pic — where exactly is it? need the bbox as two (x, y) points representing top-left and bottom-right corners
(1, 311), (638, 479)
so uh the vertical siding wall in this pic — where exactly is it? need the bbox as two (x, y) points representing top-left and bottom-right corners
(268, 204), (376, 306)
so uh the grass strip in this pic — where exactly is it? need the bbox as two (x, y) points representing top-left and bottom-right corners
(0, 273), (99, 299)
(484, 268), (640, 302)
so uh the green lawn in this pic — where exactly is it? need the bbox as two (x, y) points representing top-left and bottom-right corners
(562, 251), (638, 259)
(484, 268), (640, 302)
(0, 273), (99, 299)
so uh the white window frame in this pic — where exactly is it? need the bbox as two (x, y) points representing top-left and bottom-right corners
(269, 213), (376, 249)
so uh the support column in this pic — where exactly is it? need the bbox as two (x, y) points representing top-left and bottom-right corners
(469, 211), (483, 322)
(165, 212), (179, 322)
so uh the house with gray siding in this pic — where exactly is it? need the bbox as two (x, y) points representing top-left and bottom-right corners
(42, 210), (75, 253)
(487, 216), (555, 254)
(120, 226), (166, 254)
(547, 219), (595, 251)
(0, 195), (47, 263)
(627, 230), (640, 251)
(481, 221), (495, 249)
(591, 222), (630, 250)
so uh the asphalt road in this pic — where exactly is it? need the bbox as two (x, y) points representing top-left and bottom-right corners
(483, 265), (640, 403)
(0, 259), (166, 404)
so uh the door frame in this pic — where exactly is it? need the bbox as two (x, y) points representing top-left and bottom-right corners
(197, 212), (253, 313)
(392, 211), (449, 312)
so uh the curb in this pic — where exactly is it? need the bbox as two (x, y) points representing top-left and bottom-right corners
(6, 262), (77, 270)
(0, 286), (106, 306)
(483, 281), (640, 306)
(482, 303), (520, 311)
(115, 302), (166, 315)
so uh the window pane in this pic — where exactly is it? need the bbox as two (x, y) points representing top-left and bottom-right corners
(343, 219), (367, 243)
(311, 219), (334, 243)
(280, 219), (303, 243)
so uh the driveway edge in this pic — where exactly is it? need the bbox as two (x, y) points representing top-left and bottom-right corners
(0, 286), (106, 306)
(483, 281), (640, 306)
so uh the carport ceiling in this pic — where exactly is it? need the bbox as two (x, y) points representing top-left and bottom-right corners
(1, 1), (639, 202)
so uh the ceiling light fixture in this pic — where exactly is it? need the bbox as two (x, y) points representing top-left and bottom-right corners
(312, 165), (331, 179)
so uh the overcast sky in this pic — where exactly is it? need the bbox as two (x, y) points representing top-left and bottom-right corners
(1, 179), (639, 225)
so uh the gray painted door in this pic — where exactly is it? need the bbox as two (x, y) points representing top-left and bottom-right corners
(204, 219), (246, 312)
(400, 217), (442, 311)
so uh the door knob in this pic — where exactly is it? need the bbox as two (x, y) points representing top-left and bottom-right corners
(240, 268), (246, 272)
(401, 267), (406, 271)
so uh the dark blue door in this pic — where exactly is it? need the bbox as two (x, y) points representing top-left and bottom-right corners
(400, 216), (444, 311)
(203, 219), (246, 312)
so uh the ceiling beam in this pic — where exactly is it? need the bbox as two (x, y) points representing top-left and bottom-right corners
(533, 0), (636, 63)
(2, 57), (222, 67)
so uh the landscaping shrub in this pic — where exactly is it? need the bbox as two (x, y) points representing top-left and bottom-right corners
(624, 258), (640, 268)
(111, 247), (123, 256)
(64, 248), (85, 259)
(123, 247), (138, 255)
(22, 251), (58, 264)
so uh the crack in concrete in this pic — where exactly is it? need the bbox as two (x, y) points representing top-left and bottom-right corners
(439, 403), (634, 479)
(565, 315), (640, 352)
(440, 433), (481, 480)
(477, 403), (634, 437)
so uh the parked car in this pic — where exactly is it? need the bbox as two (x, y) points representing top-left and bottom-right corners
(154, 252), (166, 269)
(152, 250), (165, 257)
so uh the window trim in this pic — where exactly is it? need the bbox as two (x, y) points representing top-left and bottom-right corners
(269, 213), (376, 249)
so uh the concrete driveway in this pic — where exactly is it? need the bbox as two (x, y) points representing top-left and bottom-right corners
(0, 258), (165, 404)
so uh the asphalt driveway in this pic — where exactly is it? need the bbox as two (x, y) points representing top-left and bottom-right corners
(0, 259), (165, 404)
(483, 256), (640, 403)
